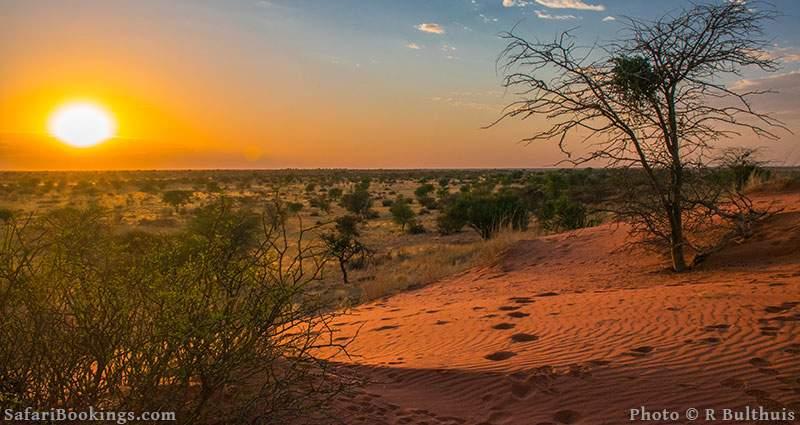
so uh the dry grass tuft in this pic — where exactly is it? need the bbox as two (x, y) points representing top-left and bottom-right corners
(356, 230), (532, 302)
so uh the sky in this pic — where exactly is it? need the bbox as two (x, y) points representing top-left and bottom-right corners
(1, 0), (799, 170)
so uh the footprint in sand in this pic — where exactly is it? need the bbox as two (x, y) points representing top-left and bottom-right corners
(537, 292), (560, 297)
(372, 325), (400, 332)
(765, 302), (799, 313)
(703, 324), (731, 332)
(509, 296), (535, 304)
(553, 409), (581, 424)
(485, 351), (517, 361)
(760, 326), (779, 336)
(492, 322), (516, 330)
(510, 333), (539, 343)
(720, 377), (746, 389)
(507, 311), (530, 318)
(498, 305), (521, 311)
(784, 343), (800, 354)
(435, 320), (450, 325)
(627, 346), (654, 356)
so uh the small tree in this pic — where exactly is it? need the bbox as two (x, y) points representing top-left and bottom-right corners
(0, 208), (12, 223)
(310, 195), (332, 214)
(321, 215), (372, 284)
(161, 190), (194, 214)
(438, 191), (529, 240)
(491, 1), (787, 271)
(340, 188), (373, 218)
(287, 201), (304, 214)
(389, 197), (415, 231)
(414, 183), (436, 208)
(328, 187), (343, 200)
(718, 147), (767, 193)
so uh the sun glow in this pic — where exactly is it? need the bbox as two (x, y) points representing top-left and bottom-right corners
(48, 102), (116, 148)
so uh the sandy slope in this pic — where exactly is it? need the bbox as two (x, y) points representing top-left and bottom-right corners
(325, 193), (800, 425)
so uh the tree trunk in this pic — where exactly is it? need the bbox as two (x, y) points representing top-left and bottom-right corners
(339, 260), (349, 284)
(668, 202), (687, 272)
(667, 87), (687, 272)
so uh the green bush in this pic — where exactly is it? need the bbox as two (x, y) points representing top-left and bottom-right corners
(340, 188), (373, 218)
(161, 190), (194, 213)
(437, 191), (529, 239)
(0, 202), (349, 423)
(287, 201), (304, 213)
(407, 221), (426, 235)
(389, 197), (415, 231)
(536, 195), (589, 232)
(322, 215), (372, 283)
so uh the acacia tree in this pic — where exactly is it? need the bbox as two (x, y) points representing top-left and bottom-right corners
(491, 1), (787, 271)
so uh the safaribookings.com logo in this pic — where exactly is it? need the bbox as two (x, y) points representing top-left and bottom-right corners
(3, 407), (176, 424)
(629, 406), (797, 422)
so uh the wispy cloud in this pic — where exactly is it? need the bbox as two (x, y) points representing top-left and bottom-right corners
(730, 70), (800, 92)
(431, 91), (505, 112)
(534, 0), (605, 11)
(479, 13), (499, 23)
(502, 0), (534, 7)
(406, 42), (422, 50)
(602, 15), (616, 21)
(534, 9), (578, 20)
(415, 23), (445, 34)
(768, 45), (800, 63)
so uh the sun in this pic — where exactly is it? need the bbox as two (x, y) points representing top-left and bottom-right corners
(48, 102), (116, 148)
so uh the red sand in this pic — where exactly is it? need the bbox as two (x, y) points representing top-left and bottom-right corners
(326, 193), (800, 425)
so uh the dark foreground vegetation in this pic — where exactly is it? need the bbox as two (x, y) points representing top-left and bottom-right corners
(0, 200), (359, 423)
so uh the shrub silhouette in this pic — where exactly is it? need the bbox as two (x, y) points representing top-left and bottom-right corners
(161, 190), (194, 213)
(321, 215), (372, 283)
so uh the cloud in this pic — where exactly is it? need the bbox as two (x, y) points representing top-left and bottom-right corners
(766, 45), (800, 63)
(783, 54), (800, 63)
(730, 70), (800, 92)
(479, 13), (499, 23)
(534, 0), (605, 11)
(415, 23), (445, 34)
(503, 0), (534, 6)
(602, 15), (615, 21)
(406, 42), (422, 50)
(727, 71), (800, 122)
(534, 9), (578, 20)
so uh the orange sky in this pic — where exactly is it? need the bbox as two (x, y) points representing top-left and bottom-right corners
(1, 1), (798, 170)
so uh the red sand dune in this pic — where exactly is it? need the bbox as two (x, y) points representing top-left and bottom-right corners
(326, 193), (800, 425)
